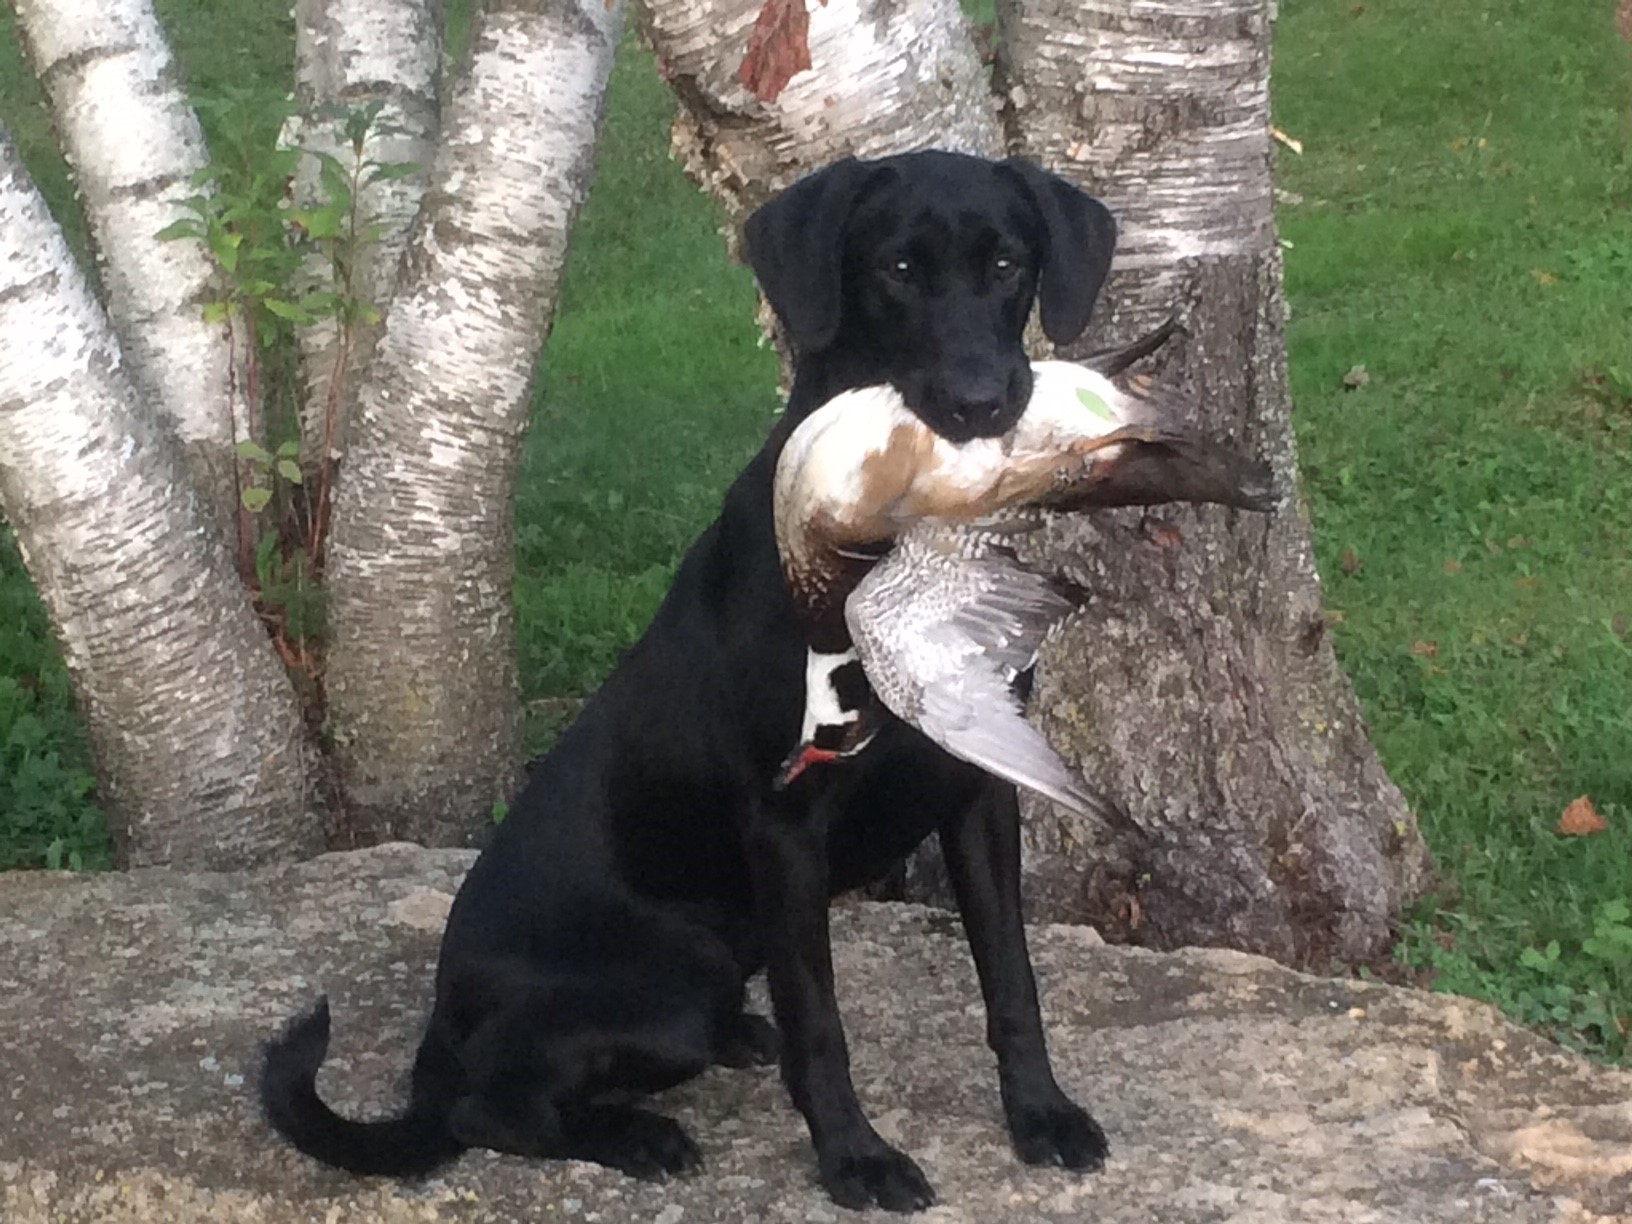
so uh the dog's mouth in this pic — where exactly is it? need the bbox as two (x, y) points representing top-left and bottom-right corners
(899, 366), (1031, 444)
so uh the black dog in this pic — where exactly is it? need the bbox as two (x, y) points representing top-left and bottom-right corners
(261, 151), (1118, 1212)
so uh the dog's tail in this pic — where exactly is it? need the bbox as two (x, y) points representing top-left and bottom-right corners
(259, 997), (464, 1177)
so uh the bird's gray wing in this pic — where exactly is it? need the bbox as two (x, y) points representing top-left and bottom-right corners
(846, 534), (1109, 819)
(943, 555), (1083, 680)
(915, 667), (1112, 820)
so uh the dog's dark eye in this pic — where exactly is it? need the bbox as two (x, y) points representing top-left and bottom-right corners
(882, 257), (912, 284)
(993, 255), (1020, 278)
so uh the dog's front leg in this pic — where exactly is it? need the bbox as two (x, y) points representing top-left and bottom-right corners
(746, 798), (936, 1212)
(939, 777), (1109, 1170)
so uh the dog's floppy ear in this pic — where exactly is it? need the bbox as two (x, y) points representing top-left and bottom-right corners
(743, 158), (886, 355)
(998, 158), (1118, 345)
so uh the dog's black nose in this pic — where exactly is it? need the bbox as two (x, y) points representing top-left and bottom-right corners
(945, 368), (1026, 438)
(948, 392), (1008, 434)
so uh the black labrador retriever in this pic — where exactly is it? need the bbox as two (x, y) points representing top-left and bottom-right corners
(261, 150), (1118, 1212)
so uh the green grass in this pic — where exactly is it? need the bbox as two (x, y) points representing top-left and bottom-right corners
(1275, 0), (1632, 1058)
(1, 0), (1629, 1057)
(514, 41), (776, 705)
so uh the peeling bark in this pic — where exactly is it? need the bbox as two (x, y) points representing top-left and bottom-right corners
(0, 131), (320, 869)
(11, 0), (241, 547)
(323, 0), (624, 846)
(642, 0), (1002, 223)
(281, 0), (442, 469)
(988, 0), (1432, 964)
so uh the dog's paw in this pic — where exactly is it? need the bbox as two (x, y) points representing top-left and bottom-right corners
(1006, 1097), (1108, 1171)
(715, 1012), (781, 1068)
(567, 1106), (703, 1181)
(819, 1142), (936, 1213)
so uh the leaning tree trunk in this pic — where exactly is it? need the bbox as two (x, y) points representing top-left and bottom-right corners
(0, 131), (321, 870)
(323, 0), (625, 846)
(11, 0), (242, 548)
(995, 0), (1433, 965)
(281, 0), (442, 471)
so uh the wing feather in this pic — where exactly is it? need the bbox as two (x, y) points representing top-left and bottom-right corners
(846, 527), (1108, 819)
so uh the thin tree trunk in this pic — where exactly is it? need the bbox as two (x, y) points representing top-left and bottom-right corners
(282, 0), (442, 470)
(993, 0), (1433, 965)
(642, 0), (1001, 222)
(322, 0), (625, 846)
(10, 0), (242, 548)
(0, 130), (320, 869)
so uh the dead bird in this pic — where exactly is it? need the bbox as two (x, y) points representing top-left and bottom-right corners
(771, 357), (1277, 809)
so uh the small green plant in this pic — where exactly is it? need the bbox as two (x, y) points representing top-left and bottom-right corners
(157, 93), (416, 686)
(0, 532), (111, 869)
(1399, 896), (1632, 1062)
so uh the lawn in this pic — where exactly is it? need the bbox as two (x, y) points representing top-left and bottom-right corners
(1, 0), (1629, 1057)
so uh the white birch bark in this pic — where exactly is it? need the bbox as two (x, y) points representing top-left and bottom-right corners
(323, 0), (625, 846)
(281, 0), (442, 468)
(0, 131), (321, 870)
(997, 0), (1276, 331)
(642, 0), (1002, 221)
(10, 0), (241, 545)
(992, 0), (1431, 963)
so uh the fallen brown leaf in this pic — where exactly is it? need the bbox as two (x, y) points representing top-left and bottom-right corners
(1341, 546), (1362, 575)
(1270, 125), (1305, 155)
(1411, 640), (1439, 658)
(1443, 558), (1463, 574)
(1343, 364), (1371, 390)
(1557, 795), (1608, 837)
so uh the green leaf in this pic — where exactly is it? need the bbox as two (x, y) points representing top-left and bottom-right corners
(235, 440), (273, 464)
(241, 486), (272, 512)
(1075, 386), (1118, 424)
(298, 291), (342, 318)
(315, 152), (354, 209)
(202, 301), (232, 325)
(262, 298), (309, 323)
(276, 440), (302, 459)
(277, 459), (304, 485)
(366, 161), (421, 184)
(209, 228), (242, 271)
(290, 205), (345, 240)
(255, 527), (281, 583)
(154, 218), (204, 242)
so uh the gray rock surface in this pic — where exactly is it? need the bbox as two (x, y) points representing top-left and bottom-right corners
(1, 844), (1629, 1222)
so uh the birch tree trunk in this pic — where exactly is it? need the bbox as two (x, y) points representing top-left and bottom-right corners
(642, 0), (1001, 223)
(10, 0), (242, 548)
(995, 0), (1433, 964)
(323, 0), (625, 845)
(282, 0), (442, 469)
(0, 131), (320, 869)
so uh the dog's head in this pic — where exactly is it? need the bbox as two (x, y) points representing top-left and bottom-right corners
(744, 151), (1117, 443)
